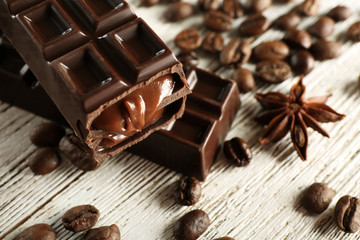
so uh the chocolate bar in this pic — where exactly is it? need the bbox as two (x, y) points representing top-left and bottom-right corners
(0, 1), (190, 162)
(0, 38), (240, 180)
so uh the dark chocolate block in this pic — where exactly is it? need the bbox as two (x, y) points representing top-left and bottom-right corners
(0, 0), (190, 162)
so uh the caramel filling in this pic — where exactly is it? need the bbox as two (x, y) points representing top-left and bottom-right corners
(93, 74), (175, 151)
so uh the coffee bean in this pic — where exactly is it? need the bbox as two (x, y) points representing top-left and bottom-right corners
(176, 51), (199, 75)
(213, 238), (235, 240)
(165, 2), (195, 22)
(334, 195), (360, 233)
(59, 133), (102, 171)
(62, 205), (100, 232)
(198, 0), (220, 11)
(327, 5), (352, 22)
(310, 40), (342, 60)
(301, 183), (333, 214)
(284, 29), (312, 49)
(290, 50), (315, 75)
(273, 12), (301, 31)
(253, 41), (290, 62)
(141, 0), (160, 6)
(245, 0), (272, 13)
(28, 147), (61, 175)
(256, 60), (292, 83)
(223, 137), (252, 166)
(231, 68), (256, 93)
(202, 32), (224, 53)
(308, 16), (335, 39)
(220, 39), (252, 67)
(15, 224), (56, 240)
(358, 74), (360, 90)
(204, 10), (233, 32)
(222, 0), (243, 19)
(238, 13), (270, 36)
(347, 21), (360, 42)
(173, 209), (210, 240)
(174, 176), (202, 205)
(84, 224), (121, 240)
(297, 0), (321, 16)
(29, 122), (65, 147)
(175, 29), (203, 52)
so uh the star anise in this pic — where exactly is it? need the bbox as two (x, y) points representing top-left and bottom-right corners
(255, 76), (345, 161)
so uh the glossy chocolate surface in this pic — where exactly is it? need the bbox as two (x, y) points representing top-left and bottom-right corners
(0, 0), (190, 161)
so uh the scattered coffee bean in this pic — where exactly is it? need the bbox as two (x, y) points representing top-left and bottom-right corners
(358, 74), (360, 89)
(297, 0), (321, 16)
(327, 5), (352, 22)
(173, 209), (210, 240)
(141, 0), (160, 6)
(15, 223), (56, 240)
(213, 238), (235, 240)
(310, 40), (342, 60)
(245, 0), (272, 13)
(308, 16), (335, 39)
(198, 0), (220, 11)
(220, 39), (252, 67)
(176, 51), (199, 74)
(174, 176), (202, 205)
(238, 13), (270, 36)
(273, 12), (301, 30)
(253, 41), (290, 62)
(204, 10), (233, 32)
(222, 0), (243, 19)
(347, 21), (360, 42)
(290, 50), (315, 75)
(301, 182), (334, 214)
(29, 122), (65, 147)
(59, 133), (102, 171)
(256, 60), (292, 83)
(284, 29), (312, 49)
(232, 68), (256, 93)
(62, 204), (100, 232)
(334, 195), (360, 233)
(84, 224), (121, 240)
(28, 147), (61, 175)
(175, 28), (203, 52)
(165, 2), (195, 22)
(223, 137), (252, 166)
(202, 32), (224, 53)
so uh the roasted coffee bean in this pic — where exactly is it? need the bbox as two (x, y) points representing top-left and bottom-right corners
(256, 60), (292, 83)
(198, 0), (220, 11)
(297, 0), (321, 16)
(213, 238), (235, 240)
(327, 5), (352, 22)
(232, 68), (256, 93)
(238, 13), (270, 36)
(15, 224), (56, 240)
(301, 183), (334, 214)
(204, 10), (233, 32)
(84, 224), (121, 240)
(308, 16), (335, 39)
(223, 137), (252, 166)
(29, 122), (65, 147)
(173, 209), (210, 240)
(141, 0), (160, 6)
(59, 133), (102, 171)
(175, 29), (203, 52)
(334, 195), (360, 233)
(284, 29), (312, 49)
(222, 0), (243, 19)
(174, 176), (202, 205)
(347, 21), (360, 42)
(273, 12), (301, 31)
(245, 0), (272, 13)
(253, 41), (290, 61)
(176, 51), (199, 73)
(28, 147), (61, 175)
(62, 205), (100, 232)
(358, 74), (360, 90)
(202, 32), (224, 53)
(290, 50), (315, 75)
(165, 2), (195, 22)
(220, 39), (252, 67)
(310, 40), (342, 60)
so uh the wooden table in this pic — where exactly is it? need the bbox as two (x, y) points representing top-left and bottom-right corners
(1, 0), (360, 239)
